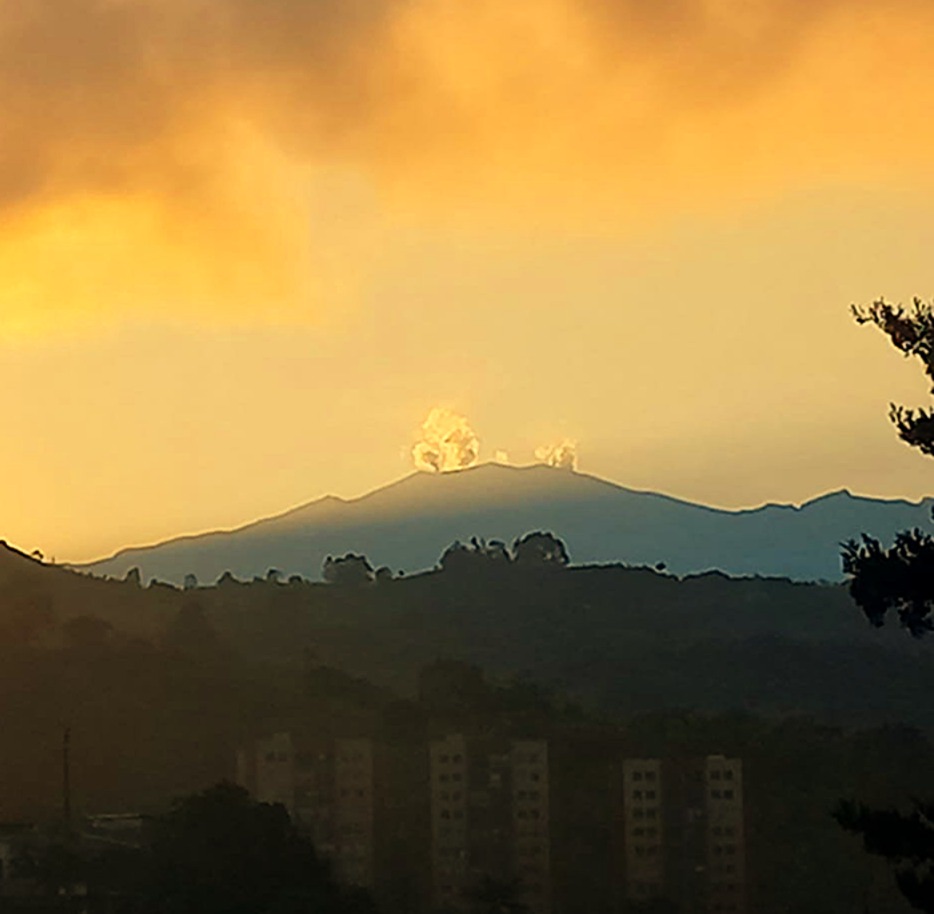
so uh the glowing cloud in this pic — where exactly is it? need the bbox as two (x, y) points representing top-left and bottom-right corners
(4, 0), (934, 334)
(535, 439), (579, 470)
(412, 408), (480, 473)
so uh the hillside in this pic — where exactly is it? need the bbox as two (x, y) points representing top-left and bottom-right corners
(76, 464), (934, 585)
(2, 538), (933, 732)
(0, 540), (172, 638)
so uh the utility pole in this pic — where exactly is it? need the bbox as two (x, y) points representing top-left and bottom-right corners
(62, 726), (72, 834)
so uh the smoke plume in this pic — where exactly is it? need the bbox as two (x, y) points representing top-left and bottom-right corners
(535, 439), (579, 471)
(412, 408), (480, 473)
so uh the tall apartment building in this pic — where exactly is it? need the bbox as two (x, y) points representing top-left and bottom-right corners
(621, 758), (665, 902)
(703, 755), (745, 914)
(237, 732), (376, 889)
(429, 734), (551, 914)
(618, 755), (746, 914)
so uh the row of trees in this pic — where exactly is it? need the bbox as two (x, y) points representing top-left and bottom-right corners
(322, 531), (570, 585)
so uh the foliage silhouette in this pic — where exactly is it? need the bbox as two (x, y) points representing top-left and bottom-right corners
(142, 782), (368, 914)
(839, 298), (934, 911)
(17, 783), (376, 913)
(438, 537), (511, 574)
(836, 800), (934, 912)
(845, 298), (934, 635)
(323, 553), (375, 585)
(512, 531), (569, 568)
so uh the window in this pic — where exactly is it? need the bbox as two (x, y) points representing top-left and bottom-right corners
(633, 790), (643, 800)
(711, 790), (722, 799)
(711, 770), (722, 780)
(723, 790), (734, 799)
(645, 790), (656, 800)
(633, 771), (643, 782)
(633, 827), (645, 837)
(646, 771), (657, 782)
(724, 770), (734, 780)
(452, 772), (462, 782)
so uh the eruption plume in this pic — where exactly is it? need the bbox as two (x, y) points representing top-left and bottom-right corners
(535, 439), (578, 470)
(412, 408), (480, 473)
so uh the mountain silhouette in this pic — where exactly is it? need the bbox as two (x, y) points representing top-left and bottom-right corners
(75, 464), (934, 585)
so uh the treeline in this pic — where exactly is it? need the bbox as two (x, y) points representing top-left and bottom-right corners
(2, 538), (932, 729)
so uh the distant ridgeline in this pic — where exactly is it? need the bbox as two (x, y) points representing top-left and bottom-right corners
(74, 464), (934, 585)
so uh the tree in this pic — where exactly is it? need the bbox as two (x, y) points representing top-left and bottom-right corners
(511, 531), (569, 569)
(21, 783), (375, 913)
(843, 299), (934, 636)
(438, 537), (511, 575)
(322, 554), (375, 585)
(142, 782), (360, 914)
(836, 800), (934, 912)
(837, 298), (934, 910)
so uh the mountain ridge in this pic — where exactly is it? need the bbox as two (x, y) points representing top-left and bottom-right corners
(73, 464), (934, 585)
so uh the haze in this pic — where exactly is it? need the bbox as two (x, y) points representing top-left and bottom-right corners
(3, 0), (934, 561)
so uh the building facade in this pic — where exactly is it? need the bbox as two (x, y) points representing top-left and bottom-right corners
(238, 732), (376, 889)
(618, 755), (746, 914)
(429, 734), (551, 914)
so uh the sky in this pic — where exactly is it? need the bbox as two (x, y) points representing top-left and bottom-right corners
(4, 0), (934, 562)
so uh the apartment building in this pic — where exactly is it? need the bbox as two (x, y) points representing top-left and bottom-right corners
(238, 732), (376, 889)
(618, 755), (746, 914)
(620, 758), (665, 903)
(703, 755), (745, 914)
(429, 734), (550, 914)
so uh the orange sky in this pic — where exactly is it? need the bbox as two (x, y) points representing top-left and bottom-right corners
(4, 0), (934, 560)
